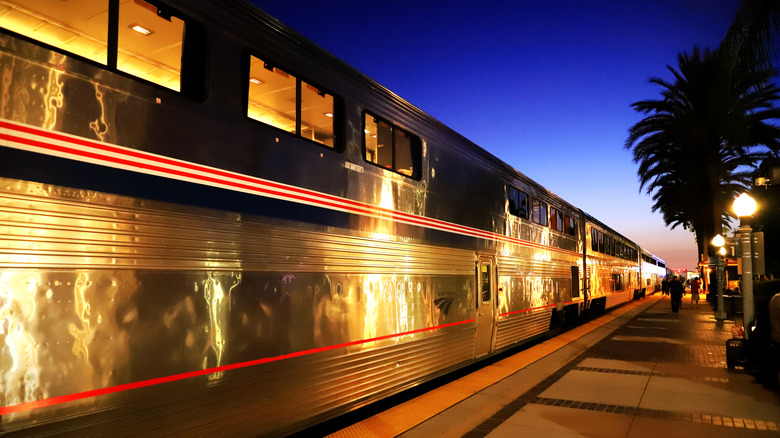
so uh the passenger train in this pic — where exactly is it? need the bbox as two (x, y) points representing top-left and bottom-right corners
(0, 0), (667, 435)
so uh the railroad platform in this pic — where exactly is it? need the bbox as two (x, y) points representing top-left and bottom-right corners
(325, 294), (780, 437)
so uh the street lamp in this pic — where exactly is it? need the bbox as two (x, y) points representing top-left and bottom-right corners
(712, 234), (727, 321)
(733, 193), (757, 339)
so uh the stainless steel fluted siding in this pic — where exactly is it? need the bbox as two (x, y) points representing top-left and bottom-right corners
(606, 290), (631, 309)
(0, 177), (479, 435)
(493, 308), (552, 350)
(0, 180), (474, 275)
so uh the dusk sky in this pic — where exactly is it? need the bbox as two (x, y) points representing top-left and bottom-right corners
(249, 0), (743, 271)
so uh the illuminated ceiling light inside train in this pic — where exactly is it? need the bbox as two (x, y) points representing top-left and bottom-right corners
(324, 112), (333, 118)
(130, 24), (153, 35)
(249, 77), (264, 85)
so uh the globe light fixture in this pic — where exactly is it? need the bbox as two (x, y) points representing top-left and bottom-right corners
(733, 193), (757, 218)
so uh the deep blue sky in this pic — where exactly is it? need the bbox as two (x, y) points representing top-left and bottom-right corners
(248, 0), (741, 270)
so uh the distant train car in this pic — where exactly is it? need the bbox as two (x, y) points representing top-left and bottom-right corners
(641, 249), (667, 294)
(0, 0), (665, 435)
(583, 214), (642, 312)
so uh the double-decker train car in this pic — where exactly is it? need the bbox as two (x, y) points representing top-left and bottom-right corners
(641, 249), (667, 294)
(0, 0), (666, 435)
(585, 214), (643, 313)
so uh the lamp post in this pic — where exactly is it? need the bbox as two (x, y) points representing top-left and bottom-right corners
(733, 193), (757, 339)
(712, 234), (727, 321)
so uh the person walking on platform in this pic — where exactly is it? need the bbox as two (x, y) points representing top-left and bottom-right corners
(662, 277), (670, 296)
(690, 277), (701, 304)
(670, 276), (684, 313)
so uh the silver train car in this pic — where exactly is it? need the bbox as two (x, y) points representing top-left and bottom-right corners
(0, 0), (665, 435)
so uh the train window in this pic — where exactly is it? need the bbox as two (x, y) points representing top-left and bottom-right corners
(532, 199), (548, 226)
(301, 81), (335, 146)
(550, 207), (564, 232)
(365, 116), (392, 167)
(248, 56), (336, 147)
(598, 230), (604, 253)
(612, 274), (623, 291)
(591, 228), (599, 252)
(507, 186), (528, 218)
(0, 0), (194, 93)
(248, 57), (297, 133)
(480, 263), (491, 302)
(0, 0), (109, 64)
(363, 112), (421, 179)
(0, 0), (108, 64)
(394, 128), (414, 175)
(118, 0), (184, 91)
(565, 215), (577, 236)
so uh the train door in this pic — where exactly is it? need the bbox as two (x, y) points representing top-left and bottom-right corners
(474, 256), (496, 358)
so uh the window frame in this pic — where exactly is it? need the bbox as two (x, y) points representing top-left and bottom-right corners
(362, 111), (422, 180)
(507, 185), (528, 219)
(565, 215), (578, 236)
(549, 207), (564, 232)
(246, 54), (343, 151)
(532, 199), (548, 226)
(0, 0), (205, 97)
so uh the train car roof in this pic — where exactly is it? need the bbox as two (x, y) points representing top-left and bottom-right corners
(580, 210), (637, 246)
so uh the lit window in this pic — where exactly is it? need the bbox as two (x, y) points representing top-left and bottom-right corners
(0, 0), (190, 92)
(118, 0), (183, 91)
(248, 55), (335, 147)
(0, 0), (109, 64)
(247, 57), (296, 133)
(301, 82), (335, 146)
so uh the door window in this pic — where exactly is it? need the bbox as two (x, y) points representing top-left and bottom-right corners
(481, 262), (491, 303)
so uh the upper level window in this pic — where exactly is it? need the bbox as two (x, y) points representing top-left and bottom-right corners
(363, 112), (421, 179)
(248, 56), (336, 147)
(0, 0), (187, 92)
(0, 0), (109, 64)
(550, 207), (564, 232)
(118, 0), (184, 91)
(565, 215), (577, 236)
(532, 199), (548, 226)
(507, 186), (528, 218)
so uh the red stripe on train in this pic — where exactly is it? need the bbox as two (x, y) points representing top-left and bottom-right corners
(0, 120), (580, 256)
(0, 319), (475, 415)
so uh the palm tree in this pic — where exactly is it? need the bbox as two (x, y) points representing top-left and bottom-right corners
(721, 0), (780, 74)
(625, 47), (780, 261)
